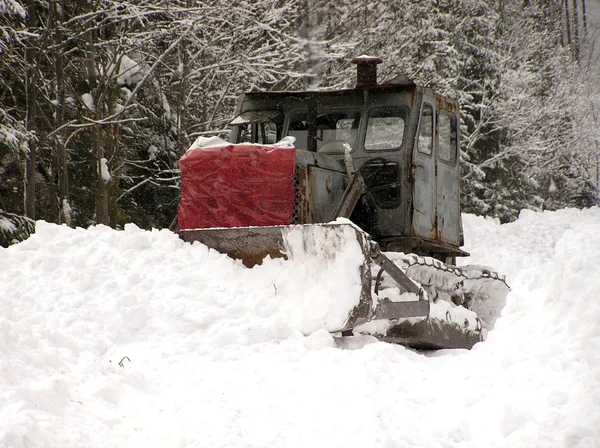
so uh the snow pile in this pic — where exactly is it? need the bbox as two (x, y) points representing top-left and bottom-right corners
(81, 93), (95, 112)
(187, 135), (297, 152)
(1, 208), (599, 447)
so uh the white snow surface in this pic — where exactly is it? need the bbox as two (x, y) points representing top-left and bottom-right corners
(1, 208), (599, 447)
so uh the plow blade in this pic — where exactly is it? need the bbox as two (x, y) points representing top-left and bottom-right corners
(180, 226), (298, 269)
(375, 319), (483, 350)
(179, 223), (493, 350)
(180, 223), (375, 332)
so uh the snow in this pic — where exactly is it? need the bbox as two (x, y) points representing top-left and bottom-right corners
(0, 121), (20, 150)
(81, 93), (95, 112)
(0, 217), (16, 232)
(148, 144), (158, 160)
(0, 0), (25, 17)
(187, 135), (297, 151)
(115, 54), (144, 86)
(275, 135), (296, 148)
(187, 135), (230, 150)
(61, 199), (72, 226)
(1, 208), (600, 447)
(99, 157), (110, 184)
(354, 54), (381, 61)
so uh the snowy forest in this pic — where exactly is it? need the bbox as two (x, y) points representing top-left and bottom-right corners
(1, 0), (599, 243)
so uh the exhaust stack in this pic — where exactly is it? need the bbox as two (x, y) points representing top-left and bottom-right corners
(351, 56), (382, 87)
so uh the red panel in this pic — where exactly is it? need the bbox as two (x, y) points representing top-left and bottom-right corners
(178, 144), (296, 229)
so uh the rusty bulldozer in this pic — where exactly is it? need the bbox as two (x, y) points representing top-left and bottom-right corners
(173, 57), (509, 350)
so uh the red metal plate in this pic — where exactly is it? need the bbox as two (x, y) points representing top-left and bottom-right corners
(178, 144), (296, 229)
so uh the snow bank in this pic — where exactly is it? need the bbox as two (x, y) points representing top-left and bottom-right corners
(0, 208), (599, 447)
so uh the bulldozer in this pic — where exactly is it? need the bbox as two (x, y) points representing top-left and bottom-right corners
(174, 56), (509, 350)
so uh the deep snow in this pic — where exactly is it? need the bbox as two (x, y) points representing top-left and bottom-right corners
(1, 208), (599, 447)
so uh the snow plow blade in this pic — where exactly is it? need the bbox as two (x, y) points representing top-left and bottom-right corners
(179, 223), (506, 350)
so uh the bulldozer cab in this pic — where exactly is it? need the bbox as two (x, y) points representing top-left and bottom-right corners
(228, 58), (464, 260)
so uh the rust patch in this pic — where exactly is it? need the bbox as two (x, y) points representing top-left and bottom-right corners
(409, 88), (417, 107)
(434, 92), (459, 115)
(294, 165), (309, 224)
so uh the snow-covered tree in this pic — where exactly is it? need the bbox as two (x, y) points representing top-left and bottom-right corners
(0, 0), (597, 231)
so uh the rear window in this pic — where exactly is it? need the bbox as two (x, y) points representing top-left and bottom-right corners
(417, 103), (433, 155)
(438, 109), (458, 164)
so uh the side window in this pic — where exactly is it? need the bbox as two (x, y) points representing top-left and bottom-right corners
(231, 110), (283, 144)
(238, 124), (252, 143)
(288, 112), (309, 150)
(365, 106), (409, 151)
(238, 122), (279, 144)
(257, 122), (278, 144)
(417, 103), (433, 155)
(438, 109), (457, 164)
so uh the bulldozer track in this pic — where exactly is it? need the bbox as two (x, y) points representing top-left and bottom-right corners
(372, 252), (510, 330)
(398, 254), (509, 288)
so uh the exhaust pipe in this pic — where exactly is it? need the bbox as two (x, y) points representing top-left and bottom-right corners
(351, 56), (382, 87)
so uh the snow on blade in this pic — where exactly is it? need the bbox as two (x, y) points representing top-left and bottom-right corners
(277, 224), (366, 333)
(0, 208), (599, 447)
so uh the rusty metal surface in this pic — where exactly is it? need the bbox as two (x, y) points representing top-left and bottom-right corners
(380, 318), (482, 350)
(307, 166), (347, 223)
(372, 300), (430, 320)
(333, 173), (366, 220)
(378, 236), (469, 258)
(411, 93), (437, 240)
(433, 91), (459, 115)
(351, 56), (382, 87)
(179, 227), (289, 268)
(368, 241), (422, 296)
(435, 105), (461, 245)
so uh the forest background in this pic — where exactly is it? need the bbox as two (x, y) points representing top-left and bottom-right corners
(1, 0), (599, 245)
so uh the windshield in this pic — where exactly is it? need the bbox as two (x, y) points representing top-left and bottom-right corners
(288, 109), (361, 153)
(365, 106), (409, 151)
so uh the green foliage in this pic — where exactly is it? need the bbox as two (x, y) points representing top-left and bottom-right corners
(0, 209), (34, 247)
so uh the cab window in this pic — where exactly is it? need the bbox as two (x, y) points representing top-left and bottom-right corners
(365, 106), (409, 151)
(288, 109), (361, 153)
(438, 109), (457, 164)
(417, 103), (433, 155)
(287, 112), (309, 150)
(231, 110), (283, 144)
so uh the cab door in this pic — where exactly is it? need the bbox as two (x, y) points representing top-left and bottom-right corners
(411, 95), (436, 239)
(436, 108), (460, 245)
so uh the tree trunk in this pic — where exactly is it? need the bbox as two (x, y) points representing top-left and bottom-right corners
(54, 0), (71, 225)
(564, 0), (572, 48)
(572, 0), (580, 61)
(177, 44), (189, 157)
(24, 0), (37, 219)
(177, 0), (190, 157)
(86, 14), (110, 226)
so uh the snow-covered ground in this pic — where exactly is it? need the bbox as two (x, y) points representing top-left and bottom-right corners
(1, 208), (599, 448)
